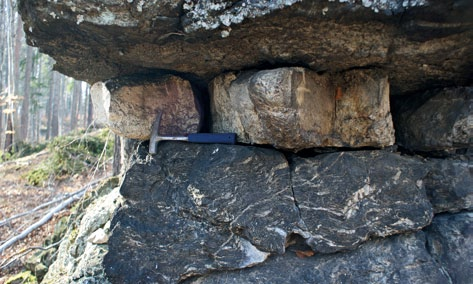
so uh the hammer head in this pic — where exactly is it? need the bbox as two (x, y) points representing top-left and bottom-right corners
(149, 111), (188, 154)
(149, 111), (163, 154)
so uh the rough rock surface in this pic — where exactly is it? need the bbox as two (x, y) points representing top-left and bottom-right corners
(392, 87), (473, 152)
(424, 158), (473, 213)
(211, 67), (394, 150)
(290, 151), (433, 253)
(90, 75), (201, 140)
(19, 0), (473, 94)
(41, 178), (122, 284)
(185, 232), (449, 284)
(105, 144), (436, 282)
(425, 212), (473, 284)
(105, 142), (300, 283)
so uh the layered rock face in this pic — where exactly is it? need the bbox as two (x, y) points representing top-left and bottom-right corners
(19, 0), (473, 94)
(211, 68), (394, 150)
(91, 75), (202, 140)
(18, 0), (473, 283)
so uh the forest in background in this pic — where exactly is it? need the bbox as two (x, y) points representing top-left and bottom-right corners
(0, 0), (94, 156)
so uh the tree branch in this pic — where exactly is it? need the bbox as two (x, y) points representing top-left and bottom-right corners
(0, 177), (110, 255)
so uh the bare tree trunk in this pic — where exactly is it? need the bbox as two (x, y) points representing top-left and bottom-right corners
(70, 80), (81, 131)
(46, 71), (54, 140)
(4, 114), (13, 154)
(112, 134), (121, 176)
(20, 46), (33, 142)
(13, 15), (22, 100)
(51, 72), (60, 138)
(86, 85), (93, 128)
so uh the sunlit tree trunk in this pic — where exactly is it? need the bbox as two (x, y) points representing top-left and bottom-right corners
(20, 45), (33, 141)
(70, 80), (81, 131)
(86, 85), (93, 128)
(50, 71), (60, 138)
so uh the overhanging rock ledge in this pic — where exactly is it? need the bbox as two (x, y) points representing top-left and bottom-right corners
(18, 0), (473, 95)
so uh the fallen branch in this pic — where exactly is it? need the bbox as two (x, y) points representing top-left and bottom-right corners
(0, 177), (109, 255)
(0, 239), (63, 270)
(0, 195), (70, 227)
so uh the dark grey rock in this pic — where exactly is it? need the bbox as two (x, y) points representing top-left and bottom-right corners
(392, 87), (473, 152)
(186, 232), (449, 284)
(105, 142), (300, 283)
(291, 151), (434, 253)
(19, 0), (473, 94)
(425, 212), (473, 284)
(424, 158), (473, 213)
(106, 144), (441, 283)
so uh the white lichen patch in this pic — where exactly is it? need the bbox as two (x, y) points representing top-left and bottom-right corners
(76, 14), (84, 25)
(187, 184), (205, 206)
(336, 0), (428, 13)
(136, 0), (145, 12)
(79, 9), (139, 27)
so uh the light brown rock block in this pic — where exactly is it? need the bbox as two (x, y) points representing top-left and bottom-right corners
(91, 75), (201, 140)
(210, 67), (394, 151)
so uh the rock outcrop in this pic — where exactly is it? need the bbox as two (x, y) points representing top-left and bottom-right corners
(424, 158), (473, 213)
(211, 68), (394, 150)
(392, 87), (473, 153)
(424, 212), (473, 284)
(18, 0), (473, 283)
(103, 143), (468, 283)
(41, 178), (122, 284)
(91, 75), (201, 140)
(18, 0), (473, 95)
(291, 151), (432, 253)
(186, 232), (450, 284)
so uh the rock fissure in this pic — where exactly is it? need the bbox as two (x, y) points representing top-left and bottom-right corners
(21, 0), (473, 283)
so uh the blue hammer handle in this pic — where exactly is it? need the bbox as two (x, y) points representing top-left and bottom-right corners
(187, 133), (237, 144)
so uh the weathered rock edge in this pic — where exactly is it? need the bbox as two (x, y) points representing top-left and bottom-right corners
(210, 67), (394, 150)
(105, 143), (436, 283)
(19, 0), (473, 94)
(41, 177), (122, 284)
(91, 74), (201, 140)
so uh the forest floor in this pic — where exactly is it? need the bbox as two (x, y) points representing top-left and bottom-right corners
(0, 137), (113, 283)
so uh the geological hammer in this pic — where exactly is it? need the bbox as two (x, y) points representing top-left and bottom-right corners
(149, 111), (237, 154)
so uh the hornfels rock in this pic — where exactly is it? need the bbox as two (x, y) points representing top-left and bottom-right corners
(211, 67), (394, 151)
(90, 75), (201, 140)
(290, 151), (433, 253)
(424, 158), (473, 213)
(186, 232), (449, 284)
(392, 87), (473, 152)
(425, 212), (473, 284)
(105, 142), (300, 283)
(19, 0), (473, 94)
(105, 144), (439, 282)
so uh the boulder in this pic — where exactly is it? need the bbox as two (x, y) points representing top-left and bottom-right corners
(290, 151), (433, 253)
(90, 75), (201, 140)
(105, 142), (300, 283)
(19, 0), (473, 94)
(105, 144), (437, 282)
(41, 178), (122, 284)
(392, 87), (473, 153)
(186, 232), (449, 284)
(424, 212), (473, 284)
(424, 158), (473, 213)
(210, 68), (394, 151)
